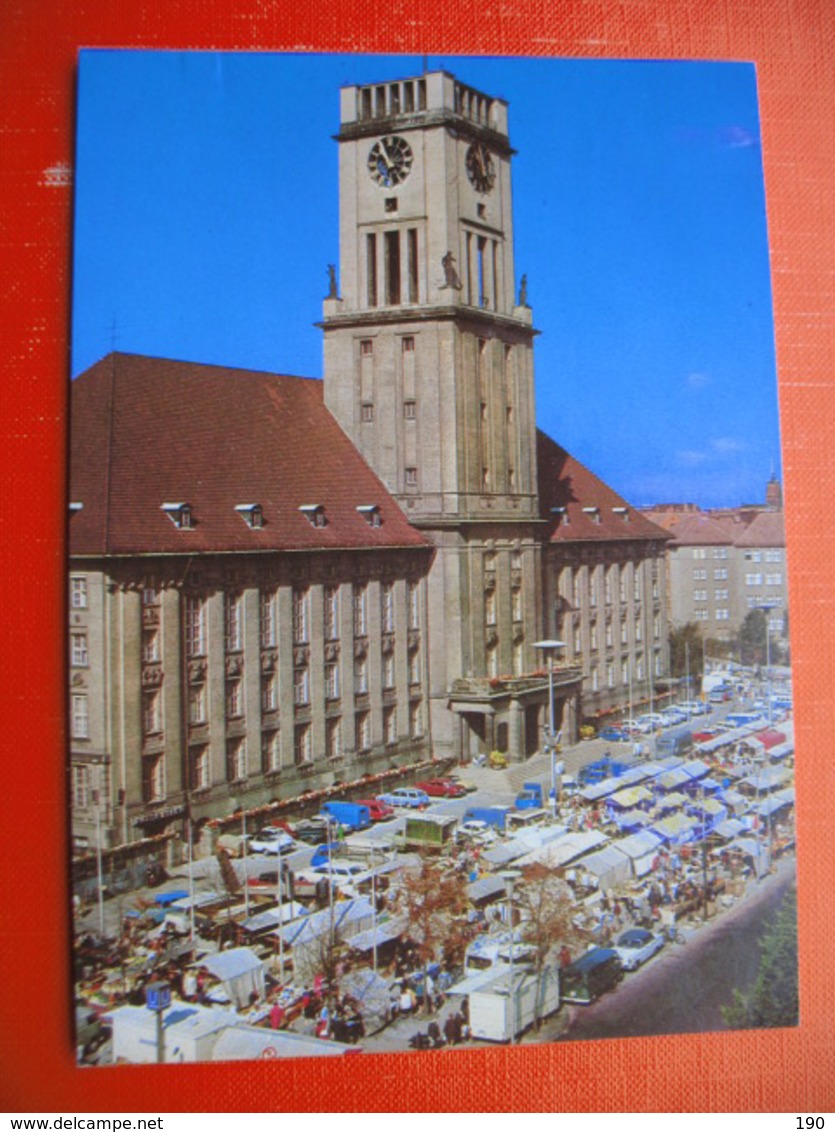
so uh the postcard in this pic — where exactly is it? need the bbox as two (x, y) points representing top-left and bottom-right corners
(68, 51), (796, 1066)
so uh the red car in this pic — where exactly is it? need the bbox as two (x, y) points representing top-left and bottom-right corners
(357, 797), (396, 821)
(415, 777), (468, 798)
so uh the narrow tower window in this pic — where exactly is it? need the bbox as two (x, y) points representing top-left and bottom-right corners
(366, 234), (377, 307)
(385, 230), (401, 305)
(407, 228), (418, 302)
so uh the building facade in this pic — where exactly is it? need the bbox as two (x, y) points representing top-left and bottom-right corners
(69, 70), (670, 852)
(643, 481), (788, 643)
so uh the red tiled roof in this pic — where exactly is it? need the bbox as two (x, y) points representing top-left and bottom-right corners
(537, 431), (670, 544)
(69, 353), (430, 557)
(663, 512), (737, 547)
(733, 510), (785, 547)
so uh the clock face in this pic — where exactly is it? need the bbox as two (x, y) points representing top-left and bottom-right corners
(466, 142), (496, 193)
(367, 136), (414, 188)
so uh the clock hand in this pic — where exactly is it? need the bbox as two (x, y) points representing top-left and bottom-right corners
(378, 139), (393, 170)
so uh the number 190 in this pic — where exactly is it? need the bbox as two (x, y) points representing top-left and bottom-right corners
(797, 1119), (824, 1129)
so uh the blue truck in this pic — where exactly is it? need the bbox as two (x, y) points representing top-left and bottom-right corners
(515, 781), (544, 810)
(319, 800), (372, 832)
(462, 805), (513, 832)
(578, 758), (629, 787)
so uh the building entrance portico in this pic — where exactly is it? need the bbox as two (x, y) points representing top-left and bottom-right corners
(450, 668), (582, 765)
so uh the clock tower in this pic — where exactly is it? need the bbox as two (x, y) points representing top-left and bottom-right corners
(323, 70), (545, 761)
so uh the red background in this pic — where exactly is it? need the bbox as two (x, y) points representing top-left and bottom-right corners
(2, 0), (833, 1112)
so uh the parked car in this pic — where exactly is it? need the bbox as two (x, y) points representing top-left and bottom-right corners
(680, 700), (709, 716)
(447, 774), (478, 793)
(612, 927), (665, 970)
(377, 787), (430, 808)
(415, 777), (468, 798)
(292, 860), (371, 900)
(598, 726), (628, 742)
(249, 827), (297, 855)
(293, 816), (340, 845)
(636, 713), (666, 732)
(357, 797), (396, 822)
(660, 708), (688, 726)
(455, 819), (497, 845)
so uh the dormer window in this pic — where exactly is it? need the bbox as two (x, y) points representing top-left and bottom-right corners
(300, 504), (327, 528)
(612, 506), (630, 522)
(357, 504), (382, 528)
(161, 502), (193, 529)
(235, 503), (264, 529)
(582, 506), (600, 524)
(551, 506), (568, 525)
(69, 502), (84, 514)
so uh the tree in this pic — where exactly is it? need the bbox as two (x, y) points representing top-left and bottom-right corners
(515, 864), (585, 1027)
(668, 623), (704, 687)
(400, 860), (469, 1014)
(737, 607), (768, 667)
(721, 886), (798, 1029)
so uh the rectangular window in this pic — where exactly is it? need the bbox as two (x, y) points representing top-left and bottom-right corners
(72, 765), (90, 809)
(367, 233), (377, 306)
(354, 584), (368, 636)
(765, 550), (782, 563)
(144, 755), (166, 803)
(226, 679), (243, 719)
(260, 589), (277, 648)
(407, 228), (418, 302)
(693, 569), (707, 581)
(408, 580), (420, 630)
(324, 586), (339, 641)
(477, 235), (487, 306)
(355, 655), (368, 695)
(225, 593), (242, 652)
(71, 694), (89, 740)
(621, 620), (628, 645)
(185, 596), (206, 657)
(485, 590), (496, 627)
(71, 633), (89, 667)
(381, 582), (395, 633)
(143, 690), (162, 735)
(714, 568), (728, 580)
(715, 589), (729, 601)
(410, 700), (423, 739)
(511, 588), (522, 623)
(262, 729), (281, 773)
(713, 547), (729, 559)
(325, 661), (340, 700)
(385, 229), (401, 305)
(361, 402), (374, 422)
(384, 705), (397, 745)
(766, 573), (783, 586)
(262, 673), (277, 713)
(294, 723), (312, 767)
(143, 629), (160, 663)
(293, 667), (310, 707)
(70, 576), (88, 609)
(402, 335), (415, 353)
(326, 717), (342, 760)
(408, 648), (421, 685)
(361, 338), (374, 356)
(191, 746), (210, 791)
(356, 711), (371, 752)
(189, 683), (207, 726)
(143, 585), (159, 606)
(404, 400), (416, 420)
(383, 652), (395, 689)
(293, 588), (310, 643)
(716, 608), (730, 621)
(227, 738), (247, 782)
(405, 466), (418, 488)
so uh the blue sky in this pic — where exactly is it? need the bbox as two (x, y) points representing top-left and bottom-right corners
(72, 51), (780, 508)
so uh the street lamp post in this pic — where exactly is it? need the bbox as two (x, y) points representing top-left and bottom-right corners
(533, 640), (566, 816)
(145, 980), (171, 1063)
(499, 869), (522, 1043)
(755, 603), (777, 727)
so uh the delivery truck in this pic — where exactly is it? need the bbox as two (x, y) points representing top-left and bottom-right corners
(467, 965), (561, 1042)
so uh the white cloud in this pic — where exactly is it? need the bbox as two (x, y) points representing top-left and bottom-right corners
(686, 372), (711, 390)
(711, 436), (748, 454)
(676, 449), (708, 466)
